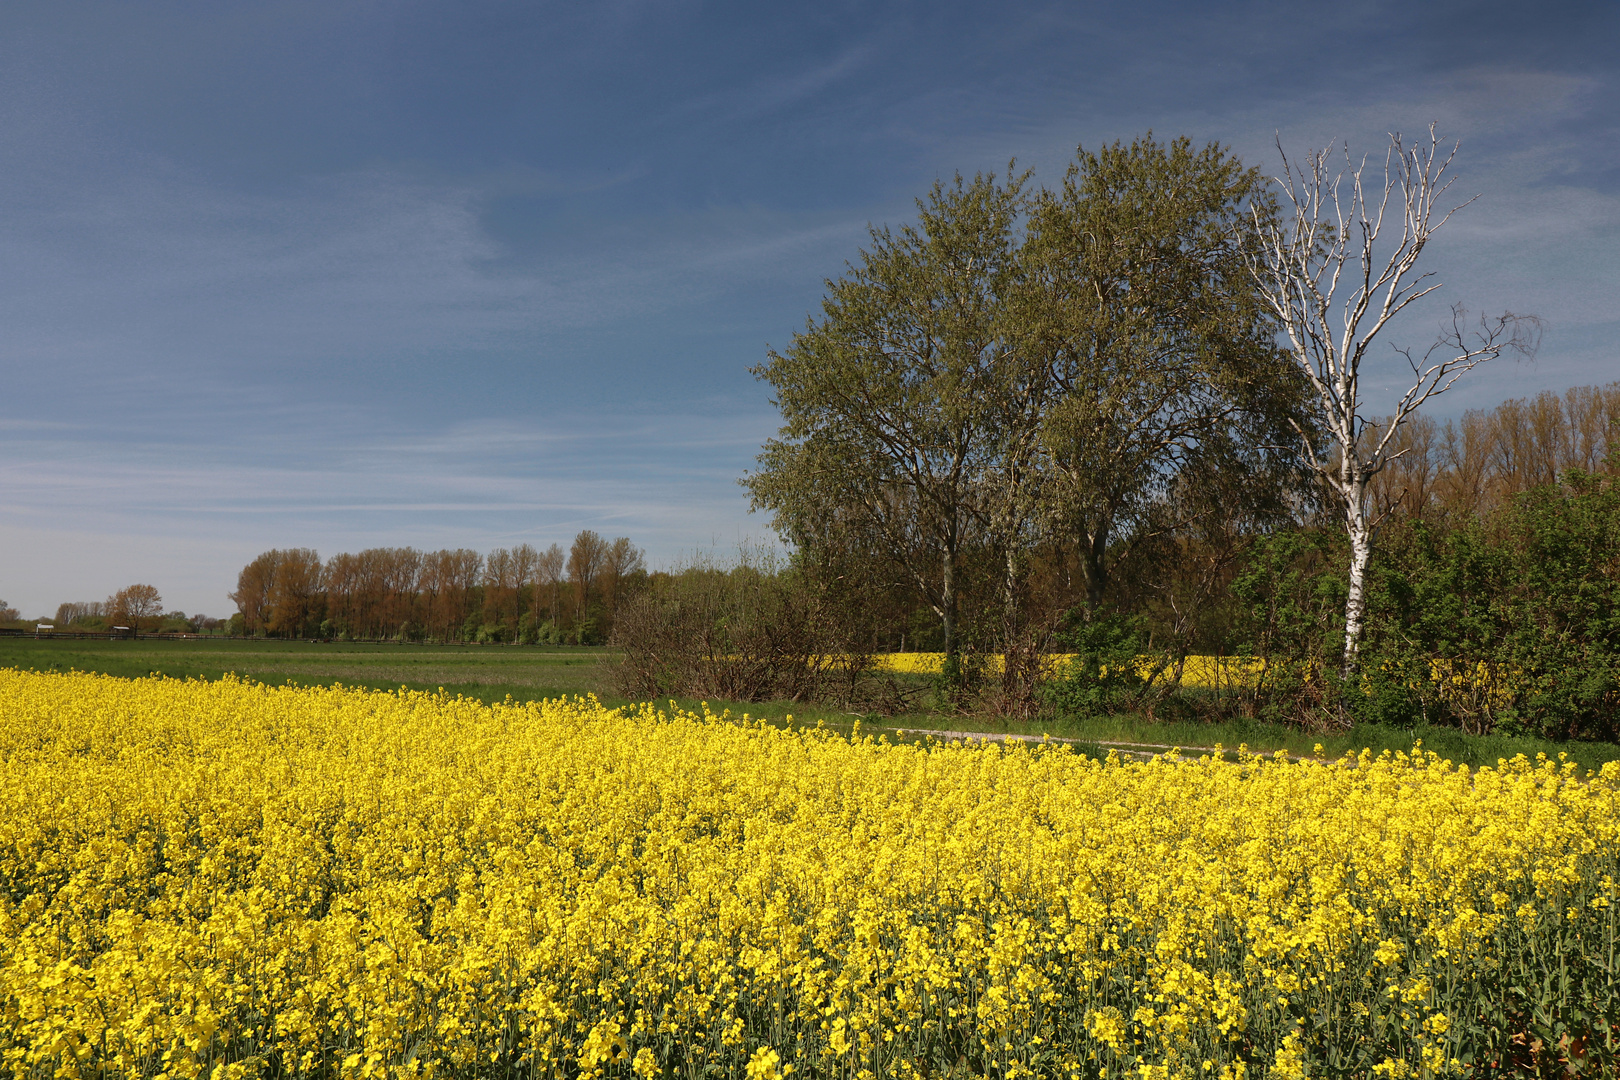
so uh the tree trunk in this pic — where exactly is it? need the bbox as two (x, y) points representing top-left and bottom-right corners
(940, 546), (956, 658)
(1001, 544), (1023, 700)
(1003, 545), (1019, 647)
(1082, 522), (1110, 611)
(1342, 482), (1373, 681)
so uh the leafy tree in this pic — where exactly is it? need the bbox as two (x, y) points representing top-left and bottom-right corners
(422, 548), (480, 641)
(482, 549), (518, 633)
(568, 530), (609, 627)
(748, 139), (1304, 689)
(266, 549), (322, 637)
(1025, 134), (1303, 611)
(747, 169), (1030, 662)
(602, 537), (645, 624)
(1229, 529), (1350, 724)
(229, 552), (280, 635)
(108, 584), (164, 631)
(536, 543), (566, 626)
(507, 543), (538, 636)
(55, 601), (105, 626)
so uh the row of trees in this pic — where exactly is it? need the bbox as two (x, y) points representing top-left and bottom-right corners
(763, 129), (1534, 681)
(39, 587), (223, 634)
(1367, 384), (1620, 522)
(614, 376), (1620, 734)
(695, 127), (1590, 730)
(227, 531), (645, 642)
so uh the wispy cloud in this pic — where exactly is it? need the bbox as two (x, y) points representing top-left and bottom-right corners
(0, 155), (866, 379)
(0, 407), (782, 613)
(675, 41), (878, 126)
(2, 0), (1615, 618)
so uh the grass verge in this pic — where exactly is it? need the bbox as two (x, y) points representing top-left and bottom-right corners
(5, 637), (1618, 772)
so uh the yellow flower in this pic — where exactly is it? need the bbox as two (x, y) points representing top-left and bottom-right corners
(746, 1047), (783, 1080)
(2, 667), (1615, 1080)
(1271, 1028), (1308, 1079)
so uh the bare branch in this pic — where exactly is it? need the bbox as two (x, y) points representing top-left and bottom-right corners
(1246, 125), (1536, 683)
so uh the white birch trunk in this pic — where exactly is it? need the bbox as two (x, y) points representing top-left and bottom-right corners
(1342, 482), (1373, 679)
(1247, 126), (1536, 713)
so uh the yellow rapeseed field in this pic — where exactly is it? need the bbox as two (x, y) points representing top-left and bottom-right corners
(872, 653), (1261, 689)
(872, 655), (1506, 705)
(2, 668), (1616, 1079)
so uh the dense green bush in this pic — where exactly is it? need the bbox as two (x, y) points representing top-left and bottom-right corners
(1041, 610), (1151, 717)
(1221, 469), (1620, 739)
(1222, 529), (1351, 727)
(1366, 470), (1620, 740)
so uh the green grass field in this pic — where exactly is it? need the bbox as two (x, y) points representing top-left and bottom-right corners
(0, 637), (612, 703)
(6, 635), (1620, 772)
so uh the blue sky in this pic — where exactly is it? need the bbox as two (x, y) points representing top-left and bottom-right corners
(2, 0), (1616, 619)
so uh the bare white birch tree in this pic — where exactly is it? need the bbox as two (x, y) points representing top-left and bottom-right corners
(1249, 124), (1538, 682)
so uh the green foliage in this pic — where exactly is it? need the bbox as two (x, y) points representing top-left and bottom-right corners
(1498, 474), (1620, 736)
(1220, 471), (1620, 739)
(157, 612), (192, 634)
(1222, 530), (1346, 725)
(1026, 135), (1303, 608)
(746, 137), (1303, 669)
(932, 651), (988, 711)
(745, 169), (1030, 660)
(1364, 471), (1620, 740)
(1042, 610), (1149, 716)
(1231, 529), (1348, 662)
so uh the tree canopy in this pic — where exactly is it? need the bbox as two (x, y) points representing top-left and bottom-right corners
(746, 135), (1305, 665)
(747, 170), (1027, 657)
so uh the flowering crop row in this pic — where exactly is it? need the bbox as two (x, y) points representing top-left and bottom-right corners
(872, 655), (1513, 707)
(872, 653), (1261, 688)
(1, 669), (1616, 1078)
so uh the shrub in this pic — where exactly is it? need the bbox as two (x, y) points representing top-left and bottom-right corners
(1042, 610), (1151, 717)
(612, 549), (874, 704)
(1364, 472), (1620, 740)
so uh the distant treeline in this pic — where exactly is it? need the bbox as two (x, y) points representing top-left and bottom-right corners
(44, 586), (217, 635)
(1358, 383), (1619, 521)
(227, 530), (645, 644)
